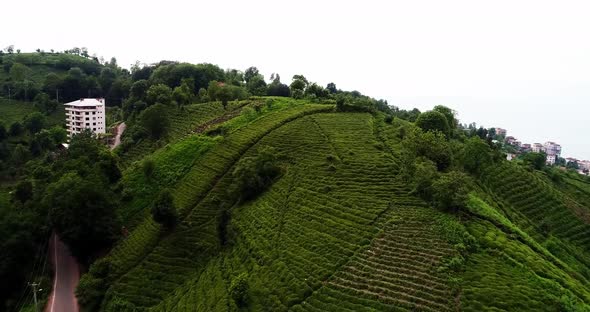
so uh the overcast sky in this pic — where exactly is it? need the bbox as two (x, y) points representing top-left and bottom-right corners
(3, 0), (589, 159)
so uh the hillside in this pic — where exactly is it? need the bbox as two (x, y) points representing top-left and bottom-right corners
(76, 98), (590, 312)
(2, 52), (589, 311)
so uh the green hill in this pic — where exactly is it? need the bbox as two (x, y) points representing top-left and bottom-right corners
(2, 53), (589, 311)
(74, 98), (590, 312)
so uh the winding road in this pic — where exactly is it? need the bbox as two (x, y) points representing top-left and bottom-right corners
(110, 122), (126, 150)
(45, 233), (80, 312)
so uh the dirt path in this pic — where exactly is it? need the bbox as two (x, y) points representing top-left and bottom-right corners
(45, 233), (80, 312)
(110, 122), (126, 150)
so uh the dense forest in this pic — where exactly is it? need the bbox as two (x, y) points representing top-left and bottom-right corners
(1, 48), (590, 312)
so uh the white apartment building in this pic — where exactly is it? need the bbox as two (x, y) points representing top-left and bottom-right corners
(544, 141), (562, 157)
(531, 143), (543, 153)
(65, 98), (106, 137)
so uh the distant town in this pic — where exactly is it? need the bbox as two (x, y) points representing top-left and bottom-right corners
(494, 127), (589, 175)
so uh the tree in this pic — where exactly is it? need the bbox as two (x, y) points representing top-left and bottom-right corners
(45, 173), (119, 261)
(151, 189), (178, 228)
(146, 84), (173, 106)
(463, 137), (493, 174)
(172, 80), (194, 106)
(415, 111), (450, 137)
(326, 82), (337, 94)
(12, 144), (30, 165)
(246, 74), (267, 96)
(404, 129), (452, 170)
(522, 152), (546, 170)
(6, 45), (14, 54)
(139, 103), (170, 139)
(232, 147), (281, 200)
(432, 171), (469, 212)
(24, 112), (46, 134)
(10, 63), (30, 81)
(14, 180), (33, 203)
(244, 67), (260, 83)
(433, 105), (457, 129)
(9, 122), (23, 136)
(412, 158), (438, 201)
(290, 75), (308, 99)
(0, 122), (6, 141)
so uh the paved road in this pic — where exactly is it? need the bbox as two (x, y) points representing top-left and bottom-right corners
(45, 234), (80, 312)
(110, 122), (126, 150)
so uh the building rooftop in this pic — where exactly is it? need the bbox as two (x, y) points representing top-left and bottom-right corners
(64, 98), (105, 107)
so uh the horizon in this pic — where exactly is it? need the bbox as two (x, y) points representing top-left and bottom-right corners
(3, 0), (589, 159)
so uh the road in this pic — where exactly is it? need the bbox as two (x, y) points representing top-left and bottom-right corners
(110, 122), (126, 150)
(45, 234), (80, 312)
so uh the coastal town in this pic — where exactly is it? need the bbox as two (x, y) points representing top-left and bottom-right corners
(496, 127), (590, 175)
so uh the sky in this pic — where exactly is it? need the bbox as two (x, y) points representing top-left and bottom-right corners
(2, 0), (589, 159)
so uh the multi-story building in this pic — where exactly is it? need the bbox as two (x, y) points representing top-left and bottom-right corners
(580, 160), (590, 171)
(521, 143), (531, 152)
(531, 143), (543, 153)
(544, 141), (562, 157)
(505, 136), (517, 145)
(546, 154), (557, 165)
(65, 98), (106, 137)
(495, 128), (507, 137)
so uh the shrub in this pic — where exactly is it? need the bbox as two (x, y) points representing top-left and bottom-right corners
(150, 189), (178, 228)
(142, 158), (155, 178)
(232, 147), (281, 200)
(230, 273), (249, 308)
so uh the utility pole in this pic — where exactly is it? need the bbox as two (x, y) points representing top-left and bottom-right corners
(29, 282), (42, 312)
(56, 88), (59, 103)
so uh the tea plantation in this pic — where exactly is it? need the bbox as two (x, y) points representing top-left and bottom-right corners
(80, 99), (590, 312)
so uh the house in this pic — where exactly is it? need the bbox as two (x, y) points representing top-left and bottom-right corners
(65, 98), (106, 137)
(506, 153), (516, 161)
(505, 136), (517, 145)
(495, 128), (507, 137)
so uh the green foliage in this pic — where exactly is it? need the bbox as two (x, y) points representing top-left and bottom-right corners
(463, 136), (493, 174)
(23, 111), (46, 134)
(415, 110), (450, 137)
(45, 172), (120, 261)
(139, 103), (170, 139)
(150, 189), (178, 228)
(142, 158), (155, 178)
(522, 152), (547, 170)
(13, 179), (33, 203)
(433, 105), (457, 129)
(432, 171), (469, 212)
(230, 273), (249, 307)
(231, 146), (281, 200)
(146, 83), (173, 106)
(412, 157), (438, 200)
(404, 128), (452, 170)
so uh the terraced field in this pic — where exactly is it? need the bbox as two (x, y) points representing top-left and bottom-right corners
(482, 163), (590, 254)
(118, 102), (230, 167)
(293, 197), (456, 312)
(101, 104), (332, 310)
(143, 113), (458, 312)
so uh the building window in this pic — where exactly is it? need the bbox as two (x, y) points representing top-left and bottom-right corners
(86, 117), (89, 120)
(85, 112), (89, 115)
(93, 123), (96, 125)
(93, 128), (96, 131)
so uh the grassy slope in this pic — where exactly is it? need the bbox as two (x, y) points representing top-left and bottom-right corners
(100, 101), (332, 309)
(0, 98), (65, 127)
(95, 106), (590, 311)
